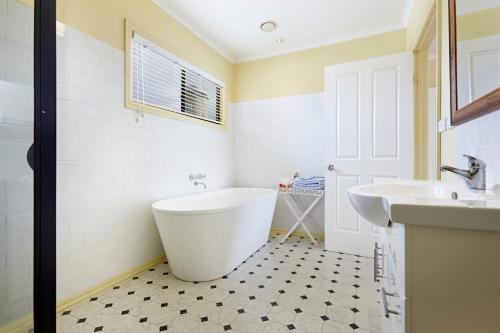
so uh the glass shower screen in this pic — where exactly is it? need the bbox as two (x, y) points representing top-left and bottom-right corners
(0, 0), (35, 330)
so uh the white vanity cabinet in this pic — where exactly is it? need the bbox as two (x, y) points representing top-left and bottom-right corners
(373, 222), (500, 333)
(348, 180), (500, 333)
(375, 223), (405, 333)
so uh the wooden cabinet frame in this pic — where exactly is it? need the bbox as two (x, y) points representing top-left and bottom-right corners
(448, 0), (500, 125)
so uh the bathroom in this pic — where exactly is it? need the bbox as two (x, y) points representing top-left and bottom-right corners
(1, 0), (499, 332)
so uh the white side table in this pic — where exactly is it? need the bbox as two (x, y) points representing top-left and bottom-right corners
(278, 188), (324, 246)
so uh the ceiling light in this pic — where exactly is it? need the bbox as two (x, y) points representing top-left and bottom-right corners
(275, 37), (285, 44)
(260, 20), (278, 32)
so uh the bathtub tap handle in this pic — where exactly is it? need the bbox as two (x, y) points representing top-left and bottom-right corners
(194, 180), (207, 189)
(189, 173), (207, 181)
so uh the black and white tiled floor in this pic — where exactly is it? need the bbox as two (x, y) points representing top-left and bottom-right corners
(57, 235), (382, 333)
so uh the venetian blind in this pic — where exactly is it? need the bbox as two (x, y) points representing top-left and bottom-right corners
(131, 32), (223, 124)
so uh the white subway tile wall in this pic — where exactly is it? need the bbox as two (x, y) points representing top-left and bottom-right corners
(232, 95), (326, 234)
(2, 1), (328, 320)
(0, 0), (34, 325)
(54, 23), (330, 307)
(55, 26), (234, 302)
(455, 110), (500, 183)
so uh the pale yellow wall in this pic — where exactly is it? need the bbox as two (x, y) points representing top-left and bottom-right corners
(55, 1), (409, 105)
(56, 0), (235, 101)
(233, 29), (407, 102)
(55, 0), (495, 105)
(457, 6), (500, 41)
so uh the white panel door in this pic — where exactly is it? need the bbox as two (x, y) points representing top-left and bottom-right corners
(457, 34), (500, 108)
(324, 53), (413, 256)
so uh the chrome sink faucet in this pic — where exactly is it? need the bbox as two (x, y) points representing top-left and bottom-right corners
(440, 155), (486, 190)
(189, 173), (207, 189)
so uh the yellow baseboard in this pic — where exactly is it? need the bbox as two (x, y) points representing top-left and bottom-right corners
(0, 315), (33, 333)
(55, 229), (317, 316)
(16, 0), (34, 7)
(270, 227), (324, 241)
(1, 228), (321, 332)
(56, 255), (166, 313)
(0, 255), (165, 332)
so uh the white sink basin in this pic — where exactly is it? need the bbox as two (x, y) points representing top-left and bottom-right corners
(348, 181), (500, 231)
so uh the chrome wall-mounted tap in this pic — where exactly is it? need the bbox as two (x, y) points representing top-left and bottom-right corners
(194, 180), (207, 189)
(189, 173), (206, 181)
(189, 173), (207, 189)
(440, 155), (486, 190)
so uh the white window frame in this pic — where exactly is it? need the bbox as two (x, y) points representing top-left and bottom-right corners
(125, 21), (226, 129)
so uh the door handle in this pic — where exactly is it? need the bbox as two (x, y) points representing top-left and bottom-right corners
(27, 143), (34, 170)
(327, 164), (335, 171)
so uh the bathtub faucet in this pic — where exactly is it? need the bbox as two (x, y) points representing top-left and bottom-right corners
(189, 173), (207, 181)
(189, 173), (207, 189)
(194, 180), (207, 189)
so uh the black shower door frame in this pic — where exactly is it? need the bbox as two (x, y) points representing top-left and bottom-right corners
(33, 0), (57, 331)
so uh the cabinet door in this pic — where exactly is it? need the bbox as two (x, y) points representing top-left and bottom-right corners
(379, 228), (405, 333)
(384, 223), (406, 290)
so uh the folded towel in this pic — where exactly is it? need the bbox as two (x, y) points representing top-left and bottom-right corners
(294, 177), (325, 186)
(293, 182), (324, 187)
(292, 184), (325, 190)
(295, 178), (324, 183)
(291, 176), (325, 190)
(295, 175), (315, 181)
(295, 176), (324, 181)
(294, 182), (324, 188)
(293, 183), (324, 190)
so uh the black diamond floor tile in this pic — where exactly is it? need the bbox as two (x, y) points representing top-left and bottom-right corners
(56, 236), (380, 333)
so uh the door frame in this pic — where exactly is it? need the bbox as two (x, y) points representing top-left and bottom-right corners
(34, 0), (57, 331)
(413, 0), (440, 180)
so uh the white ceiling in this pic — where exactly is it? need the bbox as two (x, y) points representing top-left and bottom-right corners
(153, 0), (413, 63)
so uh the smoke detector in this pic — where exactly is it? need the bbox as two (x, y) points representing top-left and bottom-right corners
(260, 20), (278, 32)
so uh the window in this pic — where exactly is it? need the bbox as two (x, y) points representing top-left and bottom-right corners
(127, 27), (225, 127)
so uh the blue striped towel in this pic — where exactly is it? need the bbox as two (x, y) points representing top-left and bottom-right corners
(293, 176), (325, 190)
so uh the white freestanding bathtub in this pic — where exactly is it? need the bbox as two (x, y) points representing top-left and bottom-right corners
(152, 188), (278, 281)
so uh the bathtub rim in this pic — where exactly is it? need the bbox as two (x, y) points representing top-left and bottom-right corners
(152, 187), (278, 216)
